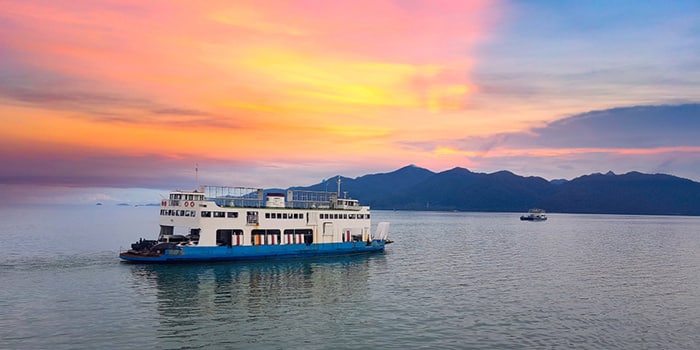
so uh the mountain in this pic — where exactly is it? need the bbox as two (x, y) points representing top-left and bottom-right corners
(289, 164), (434, 207)
(540, 171), (700, 215)
(287, 166), (700, 215)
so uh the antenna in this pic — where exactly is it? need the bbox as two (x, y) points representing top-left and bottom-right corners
(195, 163), (199, 189)
(337, 176), (341, 197)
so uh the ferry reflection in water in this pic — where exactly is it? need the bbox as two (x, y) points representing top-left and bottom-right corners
(126, 255), (382, 348)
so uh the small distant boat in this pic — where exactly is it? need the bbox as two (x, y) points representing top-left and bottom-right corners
(520, 209), (547, 221)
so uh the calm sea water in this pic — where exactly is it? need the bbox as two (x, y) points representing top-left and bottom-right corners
(2, 205), (700, 349)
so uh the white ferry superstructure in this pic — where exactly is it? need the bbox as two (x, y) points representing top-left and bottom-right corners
(119, 185), (391, 263)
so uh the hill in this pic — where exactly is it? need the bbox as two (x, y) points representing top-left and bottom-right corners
(287, 166), (700, 215)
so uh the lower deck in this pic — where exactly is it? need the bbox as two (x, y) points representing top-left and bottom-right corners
(120, 239), (387, 263)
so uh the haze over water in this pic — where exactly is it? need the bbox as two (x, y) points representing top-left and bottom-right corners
(2, 205), (700, 349)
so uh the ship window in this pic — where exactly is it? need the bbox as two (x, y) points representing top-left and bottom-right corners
(282, 213), (287, 219)
(265, 213), (270, 219)
(213, 211), (225, 218)
(343, 214), (347, 219)
(276, 213), (281, 219)
(367, 214), (370, 219)
(201, 211), (212, 217)
(349, 214), (355, 219)
(227, 212), (238, 218)
(246, 211), (259, 225)
(159, 225), (174, 236)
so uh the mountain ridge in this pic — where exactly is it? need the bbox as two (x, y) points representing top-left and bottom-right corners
(287, 166), (700, 216)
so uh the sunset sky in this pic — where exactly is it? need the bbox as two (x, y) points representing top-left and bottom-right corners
(1, 0), (699, 204)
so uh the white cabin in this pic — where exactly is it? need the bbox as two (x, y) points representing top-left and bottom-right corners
(158, 186), (373, 248)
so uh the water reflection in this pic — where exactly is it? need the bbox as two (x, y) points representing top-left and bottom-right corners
(127, 255), (382, 348)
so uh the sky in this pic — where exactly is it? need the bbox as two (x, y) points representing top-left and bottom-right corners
(1, 0), (699, 204)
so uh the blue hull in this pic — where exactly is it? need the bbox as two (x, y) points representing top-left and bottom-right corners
(120, 240), (387, 263)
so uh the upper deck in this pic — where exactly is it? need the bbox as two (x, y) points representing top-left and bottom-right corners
(165, 185), (363, 211)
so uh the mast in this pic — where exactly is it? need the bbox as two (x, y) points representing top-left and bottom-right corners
(337, 176), (341, 197)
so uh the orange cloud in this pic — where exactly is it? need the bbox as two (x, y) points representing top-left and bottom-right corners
(0, 0), (505, 189)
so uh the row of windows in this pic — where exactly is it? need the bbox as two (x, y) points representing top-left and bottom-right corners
(320, 213), (370, 220)
(265, 212), (304, 219)
(169, 194), (205, 201)
(263, 212), (369, 220)
(161, 209), (196, 217)
(160, 210), (368, 221)
(160, 210), (239, 218)
(160, 209), (238, 219)
(202, 211), (238, 218)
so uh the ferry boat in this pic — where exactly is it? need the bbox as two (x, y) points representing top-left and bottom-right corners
(119, 183), (391, 263)
(520, 208), (547, 221)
